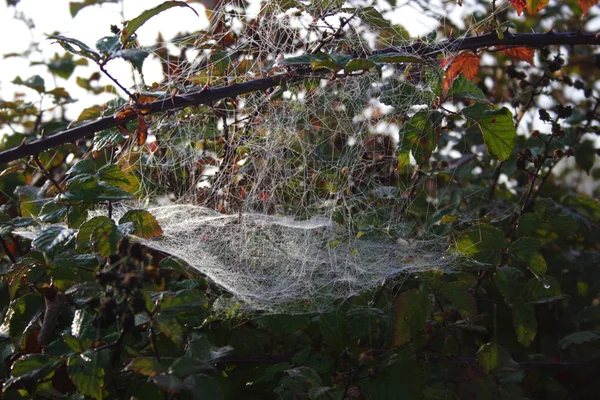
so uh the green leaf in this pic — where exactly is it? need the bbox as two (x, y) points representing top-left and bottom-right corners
(38, 201), (67, 223)
(380, 81), (433, 108)
(159, 289), (207, 314)
(441, 281), (476, 321)
(456, 224), (504, 266)
(318, 311), (347, 353)
(48, 35), (100, 62)
(359, 353), (423, 399)
(121, 1), (198, 45)
(462, 103), (516, 161)
(513, 303), (537, 347)
(70, 0), (118, 17)
(125, 357), (167, 376)
(95, 35), (120, 54)
(119, 210), (162, 238)
(93, 127), (126, 151)
(68, 352), (105, 400)
(4, 355), (63, 393)
(116, 48), (150, 73)
(344, 58), (376, 74)
(399, 110), (442, 164)
(1, 293), (44, 346)
(447, 73), (490, 104)
(477, 343), (520, 374)
(32, 225), (75, 254)
(96, 164), (129, 188)
(394, 288), (432, 346)
(47, 53), (78, 80)
(559, 331), (600, 349)
(508, 237), (547, 276)
(524, 277), (564, 304)
(151, 374), (184, 393)
(90, 218), (121, 256)
(154, 314), (183, 344)
(76, 105), (103, 122)
(12, 75), (46, 93)
(10, 354), (62, 377)
(494, 267), (525, 304)
(256, 314), (312, 334)
(169, 356), (212, 377)
(310, 53), (343, 72)
(516, 213), (541, 237)
(574, 306), (600, 323)
(77, 216), (121, 256)
(575, 140), (596, 174)
(350, 6), (393, 34)
(63, 174), (102, 200)
(192, 374), (224, 400)
(278, 53), (324, 67)
(534, 198), (578, 235)
(346, 306), (384, 341)
(15, 186), (43, 218)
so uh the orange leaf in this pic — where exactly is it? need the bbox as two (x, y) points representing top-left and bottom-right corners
(442, 52), (481, 91)
(579, 0), (598, 16)
(115, 108), (136, 120)
(499, 47), (535, 66)
(137, 114), (148, 146)
(508, 0), (526, 15)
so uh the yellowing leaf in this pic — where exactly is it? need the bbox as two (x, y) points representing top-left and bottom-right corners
(526, 0), (550, 14)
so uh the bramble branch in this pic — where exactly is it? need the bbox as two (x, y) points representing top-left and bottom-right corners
(1, 31), (599, 165)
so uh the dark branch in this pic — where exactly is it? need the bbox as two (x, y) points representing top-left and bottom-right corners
(374, 30), (600, 56)
(0, 76), (289, 164)
(1, 31), (599, 164)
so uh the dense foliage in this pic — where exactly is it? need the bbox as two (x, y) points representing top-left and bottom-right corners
(0, 0), (599, 399)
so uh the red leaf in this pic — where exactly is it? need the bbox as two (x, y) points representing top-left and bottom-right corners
(508, 0), (526, 15)
(442, 52), (481, 92)
(579, 0), (598, 16)
(499, 47), (535, 66)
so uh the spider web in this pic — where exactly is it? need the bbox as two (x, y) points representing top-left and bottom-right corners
(110, 0), (502, 313)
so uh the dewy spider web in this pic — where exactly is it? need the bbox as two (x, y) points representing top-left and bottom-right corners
(114, 0), (502, 313)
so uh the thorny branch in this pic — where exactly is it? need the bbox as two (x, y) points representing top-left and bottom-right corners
(1, 31), (599, 165)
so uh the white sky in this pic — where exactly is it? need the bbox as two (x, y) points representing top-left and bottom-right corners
(0, 0), (211, 120)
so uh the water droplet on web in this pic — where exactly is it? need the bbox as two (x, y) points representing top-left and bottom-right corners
(542, 278), (551, 289)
